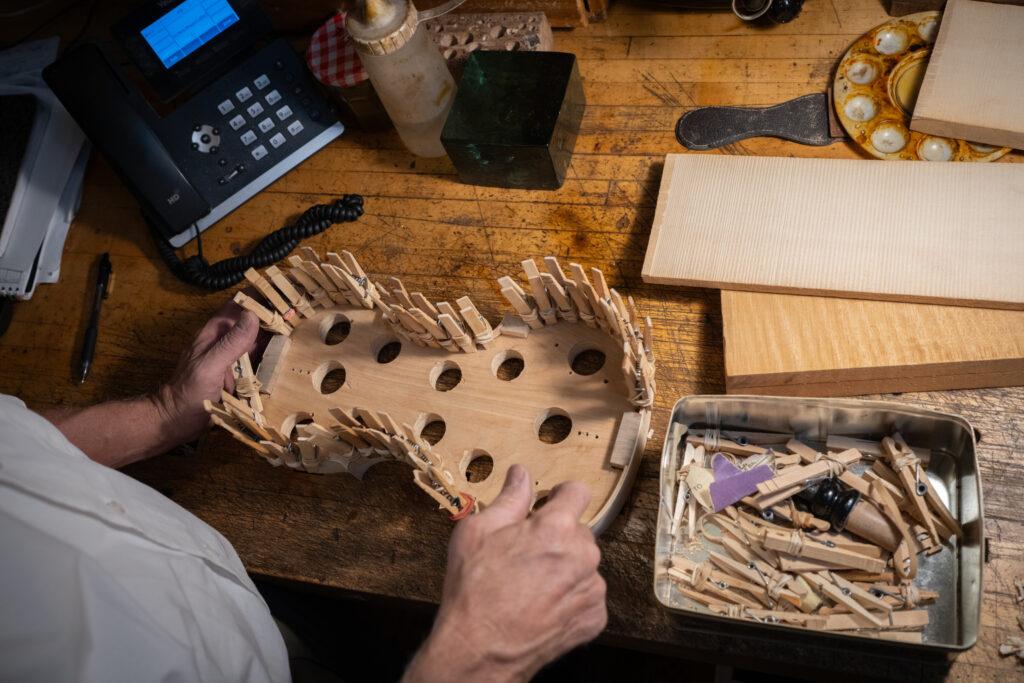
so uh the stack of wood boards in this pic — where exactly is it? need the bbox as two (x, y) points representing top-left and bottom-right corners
(641, 154), (1024, 396)
(910, 0), (1024, 151)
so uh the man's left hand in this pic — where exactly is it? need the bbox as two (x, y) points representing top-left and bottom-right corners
(156, 302), (260, 444)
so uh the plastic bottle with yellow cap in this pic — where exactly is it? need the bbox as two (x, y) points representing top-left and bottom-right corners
(347, 0), (458, 157)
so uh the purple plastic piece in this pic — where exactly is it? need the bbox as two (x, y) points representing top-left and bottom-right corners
(709, 454), (774, 512)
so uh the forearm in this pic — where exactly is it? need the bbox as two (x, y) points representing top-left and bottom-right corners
(39, 386), (186, 468)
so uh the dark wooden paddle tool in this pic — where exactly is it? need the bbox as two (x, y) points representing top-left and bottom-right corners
(676, 92), (844, 150)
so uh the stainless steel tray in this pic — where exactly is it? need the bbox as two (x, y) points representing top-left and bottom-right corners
(654, 395), (983, 651)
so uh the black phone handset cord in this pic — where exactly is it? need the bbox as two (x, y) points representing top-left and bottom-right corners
(151, 194), (364, 290)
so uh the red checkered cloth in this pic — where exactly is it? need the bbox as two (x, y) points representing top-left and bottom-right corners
(306, 12), (369, 88)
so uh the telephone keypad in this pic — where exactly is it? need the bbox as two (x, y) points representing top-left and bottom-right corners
(197, 47), (334, 179)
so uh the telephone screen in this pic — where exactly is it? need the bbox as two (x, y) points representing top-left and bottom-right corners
(141, 0), (240, 69)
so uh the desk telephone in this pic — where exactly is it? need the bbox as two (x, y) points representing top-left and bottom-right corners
(44, 0), (363, 289)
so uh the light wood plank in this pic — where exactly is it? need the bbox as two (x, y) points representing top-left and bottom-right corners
(911, 0), (1024, 150)
(722, 290), (1024, 396)
(642, 154), (1024, 310)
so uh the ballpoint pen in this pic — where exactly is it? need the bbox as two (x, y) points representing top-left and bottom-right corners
(78, 253), (112, 384)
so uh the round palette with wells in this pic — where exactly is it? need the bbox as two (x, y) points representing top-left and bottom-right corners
(833, 12), (1009, 162)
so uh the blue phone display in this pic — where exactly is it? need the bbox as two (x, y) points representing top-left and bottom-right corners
(141, 0), (240, 69)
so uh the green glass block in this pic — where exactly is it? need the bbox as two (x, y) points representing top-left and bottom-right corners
(441, 51), (585, 190)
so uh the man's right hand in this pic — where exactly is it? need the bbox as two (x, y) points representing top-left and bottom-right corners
(404, 464), (607, 683)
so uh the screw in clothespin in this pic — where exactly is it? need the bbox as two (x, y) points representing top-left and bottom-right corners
(914, 462), (927, 496)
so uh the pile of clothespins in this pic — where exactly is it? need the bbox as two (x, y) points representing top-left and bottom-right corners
(662, 428), (962, 643)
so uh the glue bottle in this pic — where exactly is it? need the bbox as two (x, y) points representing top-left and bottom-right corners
(347, 0), (456, 157)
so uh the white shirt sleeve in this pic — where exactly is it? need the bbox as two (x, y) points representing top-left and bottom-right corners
(0, 395), (290, 683)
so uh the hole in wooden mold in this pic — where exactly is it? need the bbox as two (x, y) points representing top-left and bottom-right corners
(282, 412), (314, 440)
(430, 360), (462, 392)
(462, 449), (494, 483)
(537, 408), (572, 444)
(320, 313), (351, 345)
(373, 336), (402, 364)
(532, 490), (552, 513)
(569, 343), (606, 376)
(313, 360), (346, 395)
(417, 413), (447, 445)
(492, 349), (524, 381)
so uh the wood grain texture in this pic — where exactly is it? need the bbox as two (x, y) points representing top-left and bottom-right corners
(910, 0), (1024, 150)
(255, 302), (644, 526)
(722, 290), (1024, 396)
(642, 154), (1024, 310)
(2, 1), (1023, 679)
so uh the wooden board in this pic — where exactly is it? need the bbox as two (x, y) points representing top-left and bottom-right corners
(910, 0), (1024, 150)
(886, 0), (1024, 16)
(722, 290), (1024, 396)
(641, 154), (1024, 310)
(251, 302), (646, 527)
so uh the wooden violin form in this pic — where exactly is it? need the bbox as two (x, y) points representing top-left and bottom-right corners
(205, 249), (656, 533)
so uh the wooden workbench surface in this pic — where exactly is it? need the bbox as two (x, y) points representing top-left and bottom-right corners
(2, 2), (1022, 680)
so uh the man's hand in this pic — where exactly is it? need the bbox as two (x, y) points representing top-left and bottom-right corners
(405, 465), (607, 683)
(156, 302), (260, 444)
(41, 302), (260, 468)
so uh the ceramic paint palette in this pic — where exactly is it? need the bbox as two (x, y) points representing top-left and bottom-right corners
(833, 12), (1009, 162)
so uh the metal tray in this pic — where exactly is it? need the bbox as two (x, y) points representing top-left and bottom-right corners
(653, 395), (983, 651)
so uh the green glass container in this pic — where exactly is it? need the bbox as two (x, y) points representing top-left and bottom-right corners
(441, 51), (585, 190)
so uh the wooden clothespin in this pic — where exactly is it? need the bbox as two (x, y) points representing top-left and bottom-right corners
(666, 564), (763, 609)
(285, 266), (333, 308)
(407, 307), (459, 351)
(244, 268), (294, 321)
(760, 528), (887, 573)
(785, 438), (821, 464)
(752, 448), (861, 508)
(521, 259), (558, 325)
(231, 352), (263, 413)
(880, 436), (943, 545)
(704, 547), (803, 607)
(322, 258), (370, 307)
(497, 275), (542, 329)
(233, 292), (291, 335)
(686, 432), (768, 457)
(890, 434), (961, 539)
(456, 296), (495, 347)
(208, 412), (273, 457)
(388, 276), (416, 310)
(563, 280), (596, 327)
(289, 255), (346, 305)
(866, 480), (918, 580)
(539, 272), (577, 322)
(264, 265), (315, 317)
(438, 313), (476, 353)
(820, 609), (928, 632)
(802, 572), (887, 628)
(410, 292), (439, 318)
(392, 306), (441, 348)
